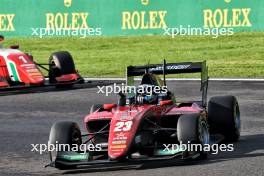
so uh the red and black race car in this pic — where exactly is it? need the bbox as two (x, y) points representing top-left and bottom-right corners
(0, 35), (83, 90)
(47, 60), (240, 169)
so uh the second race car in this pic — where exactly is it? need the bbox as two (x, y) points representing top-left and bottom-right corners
(0, 35), (83, 90)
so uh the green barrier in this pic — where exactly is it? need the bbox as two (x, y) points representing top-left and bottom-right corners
(0, 0), (263, 37)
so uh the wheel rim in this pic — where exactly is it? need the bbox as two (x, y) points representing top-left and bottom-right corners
(71, 129), (81, 146)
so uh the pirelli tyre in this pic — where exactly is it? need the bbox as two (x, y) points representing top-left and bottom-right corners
(48, 121), (82, 169)
(177, 113), (209, 160)
(49, 51), (76, 84)
(208, 96), (241, 142)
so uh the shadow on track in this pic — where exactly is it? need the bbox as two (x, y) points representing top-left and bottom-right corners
(60, 134), (264, 175)
(199, 133), (264, 164)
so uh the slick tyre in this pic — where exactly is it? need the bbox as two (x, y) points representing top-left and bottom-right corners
(208, 96), (240, 142)
(177, 113), (209, 160)
(49, 51), (76, 83)
(49, 121), (82, 169)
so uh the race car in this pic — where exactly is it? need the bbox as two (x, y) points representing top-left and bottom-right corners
(0, 35), (83, 89)
(47, 60), (240, 169)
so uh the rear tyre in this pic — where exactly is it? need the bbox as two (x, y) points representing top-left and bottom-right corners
(49, 121), (82, 169)
(90, 104), (103, 114)
(49, 51), (76, 84)
(177, 113), (209, 159)
(208, 96), (240, 142)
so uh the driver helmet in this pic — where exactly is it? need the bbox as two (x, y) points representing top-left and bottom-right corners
(136, 84), (158, 104)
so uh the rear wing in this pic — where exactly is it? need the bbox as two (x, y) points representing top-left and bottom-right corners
(127, 62), (204, 76)
(126, 61), (209, 106)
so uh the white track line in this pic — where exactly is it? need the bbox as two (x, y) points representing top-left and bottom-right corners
(84, 78), (264, 82)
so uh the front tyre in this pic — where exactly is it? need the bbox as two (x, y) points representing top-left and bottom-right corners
(177, 113), (209, 160)
(48, 121), (82, 169)
(48, 51), (76, 84)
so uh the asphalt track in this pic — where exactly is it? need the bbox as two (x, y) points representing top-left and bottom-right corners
(0, 80), (263, 176)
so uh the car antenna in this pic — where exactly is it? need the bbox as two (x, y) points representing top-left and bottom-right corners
(147, 59), (150, 65)
(145, 59), (150, 73)
(163, 59), (167, 86)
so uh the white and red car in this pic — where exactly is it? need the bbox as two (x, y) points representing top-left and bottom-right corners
(0, 36), (83, 89)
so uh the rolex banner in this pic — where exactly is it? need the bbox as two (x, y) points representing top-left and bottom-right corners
(0, 0), (263, 37)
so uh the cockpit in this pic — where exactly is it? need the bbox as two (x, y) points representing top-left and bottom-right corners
(119, 73), (173, 106)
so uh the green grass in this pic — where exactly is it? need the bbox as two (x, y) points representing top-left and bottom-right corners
(5, 32), (264, 78)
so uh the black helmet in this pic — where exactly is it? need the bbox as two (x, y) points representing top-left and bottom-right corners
(136, 84), (158, 104)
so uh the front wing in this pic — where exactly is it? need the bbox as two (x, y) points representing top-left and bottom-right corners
(46, 134), (225, 170)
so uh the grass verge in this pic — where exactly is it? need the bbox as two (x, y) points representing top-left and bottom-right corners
(5, 32), (264, 78)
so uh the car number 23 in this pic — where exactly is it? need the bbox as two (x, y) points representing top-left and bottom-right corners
(114, 121), (133, 132)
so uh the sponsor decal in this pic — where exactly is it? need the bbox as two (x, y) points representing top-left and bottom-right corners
(58, 152), (89, 161)
(128, 110), (139, 113)
(203, 0), (251, 28)
(112, 140), (126, 145)
(26, 69), (40, 73)
(111, 144), (127, 149)
(98, 116), (111, 119)
(0, 14), (15, 31)
(64, 0), (72, 8)
(122, 0), (167, 30)
(203, 8), (251, 28)
(122, 11), (167, 30)
(21, 64), (36, 68)
(113, 132), (128, 140)
(28, 73), (43, 77)
(155, 148), (184, 156)
(149, 65), (191, 72)
(150, 106), (167, 113)
(171, 111), (199, 114)
(120, 114), (128, 119)
(46, 12), (89, 30)
(141, 0), (149, 6)
(116, 112), (134, 120)
(112, 152), (122, 155)
(111, 149), (123, 152)
(46, 0), (90, 30)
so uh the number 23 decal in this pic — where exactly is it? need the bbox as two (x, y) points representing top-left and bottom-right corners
(114, 121), (133, 132)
